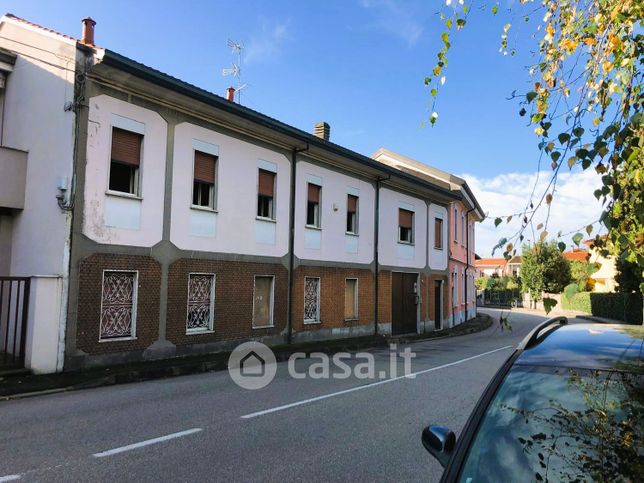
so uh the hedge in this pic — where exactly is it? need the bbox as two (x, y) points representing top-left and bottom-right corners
(561, 292), (592, 314)
(563, 291), (643, 325)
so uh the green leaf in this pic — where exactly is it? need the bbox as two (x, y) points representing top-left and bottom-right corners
(456, 18), (466, 29)
(558, 241), (566, 252)
(526, 91), (537, 102)
(573, 127), (584, 137)
(558, 133), (571, 145)
(543, 297), (558, 315)
(572, 233), (583, 246)
(551, 151), (561, 163)
(564, 283), (578, 300)
(585, 224), (593, 235)
(441, 32), (449, 44)
(430, 88), (437, 97)
(491, 4), (498, 14)
(494, 217), (502, 227)
(445, 18), (452, 29)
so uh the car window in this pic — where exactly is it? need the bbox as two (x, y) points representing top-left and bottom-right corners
(458, 365), (643, 483)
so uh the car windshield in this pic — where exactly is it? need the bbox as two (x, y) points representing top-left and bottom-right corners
(458, 365), (643, 482)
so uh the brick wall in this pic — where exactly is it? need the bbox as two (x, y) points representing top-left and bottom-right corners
(76, 253), (161, 354)
(291, 266), (374, 331)
(377, 270), (392, 324)
(166, 259), (287, 345)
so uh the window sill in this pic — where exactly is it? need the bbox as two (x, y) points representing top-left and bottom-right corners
(186, 329), (215, 335)
(256, 216), (276, 223)
(305, 225), (322, 231)
(397, 240), (414, 246)
(106, 190), (142, 201)
(99, 336), (137, 343)
(345, 231), (359, 237)
(252, 324), (275, 330)
(303, 319), (321, 325)
(190, 205), (217, 213)
(344, 318), (359, 322)
(434, 246), (444, 251)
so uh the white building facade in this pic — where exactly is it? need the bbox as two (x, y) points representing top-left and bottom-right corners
(0, 15), (483, 372)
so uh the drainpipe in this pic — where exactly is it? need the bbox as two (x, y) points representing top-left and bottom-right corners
(286, 143), (309, 344)
(465, 207), (475, 320)
(373, 175), (389, 336)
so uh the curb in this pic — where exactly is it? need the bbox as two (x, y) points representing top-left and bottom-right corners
(0, 315), (492, 401)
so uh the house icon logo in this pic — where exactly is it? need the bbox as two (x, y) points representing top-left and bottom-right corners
(240, 350), (265, 377)
(228, 342), (276, 390)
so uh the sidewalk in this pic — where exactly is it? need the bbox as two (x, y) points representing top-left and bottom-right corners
(0, 314), (492, 400)
(486, 306), (629, 325)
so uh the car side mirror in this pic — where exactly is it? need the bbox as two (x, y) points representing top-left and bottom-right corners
(421, 425), (456, 468)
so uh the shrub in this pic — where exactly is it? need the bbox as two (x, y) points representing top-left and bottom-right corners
(589, 292), (643, 325)
(562, 292), (592, 313)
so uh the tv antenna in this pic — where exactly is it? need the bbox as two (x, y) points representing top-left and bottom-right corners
(222, 39), (248, 104)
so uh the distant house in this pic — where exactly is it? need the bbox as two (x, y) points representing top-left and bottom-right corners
(584, 239), (617, 293)
(562, 248), (589, 263)
(475, 256), (521, 278)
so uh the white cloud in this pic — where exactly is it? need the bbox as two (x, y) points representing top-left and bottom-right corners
(462, 169), (605, 257)
(245, 18), (292, 64)
(359, 0), (424, 46)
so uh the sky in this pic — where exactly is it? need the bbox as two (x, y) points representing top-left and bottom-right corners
(2, 0), (605, 255)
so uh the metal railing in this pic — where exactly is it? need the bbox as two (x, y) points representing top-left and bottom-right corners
(0, 277), (30, 368)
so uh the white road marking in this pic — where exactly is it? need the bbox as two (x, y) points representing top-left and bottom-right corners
(241, 345), (513, 419)
(93, 428), (203, 458)
(0, 475), (21, 482)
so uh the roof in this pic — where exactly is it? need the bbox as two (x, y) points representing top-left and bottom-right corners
(563, 249), (589, 262)
(3, 13), (79, 44)
(475, 258), (506, 267)
(517, 323), (643, 372)
(371, 147), (485, 218)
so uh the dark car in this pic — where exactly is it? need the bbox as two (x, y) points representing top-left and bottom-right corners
(422, 317), (643, 482)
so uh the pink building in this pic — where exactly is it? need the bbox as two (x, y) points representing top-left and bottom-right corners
(448, 196), (479, 325)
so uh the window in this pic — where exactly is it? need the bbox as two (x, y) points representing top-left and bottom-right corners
(462, 213), (466, 246)
(434, 217), (443, 249)
(344, 278), (358, 320)
(100, 271), (137, 340)
(452, 270), (457, 306)
(192, 150), (217, 208)
(253, 276), (274, 328)
(109, 127), (142, 195)
(462, 270), (466, 305)
(257, 169), (276, 219)
(398, 209), (414, 243)
(304, 277), (321, 323)
(454, 207), (458, 243)
(306, 183), (321, 227)
(346, 194), (358, 234)
(186, 274), (215, 333)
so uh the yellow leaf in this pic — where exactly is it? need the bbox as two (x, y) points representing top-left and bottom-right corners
(540, 230), (548, 242)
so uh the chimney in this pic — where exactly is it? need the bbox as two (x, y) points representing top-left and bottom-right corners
(226, 86), (236, 102)
(314, 122), (330, 141)
(81, 17), (96, 45)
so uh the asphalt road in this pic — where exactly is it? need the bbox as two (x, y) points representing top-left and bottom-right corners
(0, 309), (552, 482)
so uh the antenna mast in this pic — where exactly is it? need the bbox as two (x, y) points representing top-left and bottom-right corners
(222, 39), (248, 104)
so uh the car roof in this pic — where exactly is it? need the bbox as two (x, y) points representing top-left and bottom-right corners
(516, 323), (643, 372)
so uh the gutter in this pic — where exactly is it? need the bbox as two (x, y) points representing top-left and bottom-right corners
(286, 144), (309, 344)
